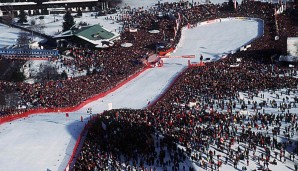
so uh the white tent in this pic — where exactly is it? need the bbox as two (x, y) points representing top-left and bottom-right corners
(129, 28), (138, 32)
(121, 42), (133, 47)
(148, 30), (160, 34)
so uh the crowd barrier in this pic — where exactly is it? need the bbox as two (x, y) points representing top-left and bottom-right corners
(0, 66), (150, 125)
(158, 55), (195, 58)
(65, 121), (90, 171)
(158, 47), (175, 56)
(188, 60), (205, 67)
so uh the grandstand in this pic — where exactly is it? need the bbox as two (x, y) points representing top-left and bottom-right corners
(0, 0), (105, 16)
(0, 48), (59, 60)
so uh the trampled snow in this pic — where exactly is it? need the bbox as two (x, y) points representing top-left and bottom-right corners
(0, 24), (19, 48)
(0, 18), (265, 171)
(0, 23), (43, 49)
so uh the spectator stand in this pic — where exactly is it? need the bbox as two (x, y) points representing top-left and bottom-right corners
(0, 48), (59, 60)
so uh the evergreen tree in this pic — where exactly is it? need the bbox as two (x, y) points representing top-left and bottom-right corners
(62, 11), (75, 32)
(86, 69), (92, 76)
(18, 10), (27, 23)
(17, 31), (30, 48)
(77, 9), (83, 17)
(61, 70), (68, 80)
(38, 18), (45, 34)
(228, 0), (235, 12)
(11, 70), (25, 82)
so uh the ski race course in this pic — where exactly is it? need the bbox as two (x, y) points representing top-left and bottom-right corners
(0, 18), (263, 171)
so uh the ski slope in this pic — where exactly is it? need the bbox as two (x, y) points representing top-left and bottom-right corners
(0, 18), (262, 171)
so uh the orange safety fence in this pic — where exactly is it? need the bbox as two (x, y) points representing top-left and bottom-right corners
(158, 47), (175, 56)
(188, 60), (205, 67)
(158, 55), (195, 58)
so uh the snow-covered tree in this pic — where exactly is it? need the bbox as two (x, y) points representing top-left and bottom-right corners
(18, 10), (27, 24)
(62, 10), (75, 32)
(77, 8), (83, 17)
(16, 31), (30, 48)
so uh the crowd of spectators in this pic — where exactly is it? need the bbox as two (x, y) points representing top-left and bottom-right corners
(75, 54), (298, 170)
(74, 109), (188, 171)
(0, 1), (296, 121)
(73, 1), (298, 171)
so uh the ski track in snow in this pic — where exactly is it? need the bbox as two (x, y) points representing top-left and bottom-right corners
(0, 2), (296, 170)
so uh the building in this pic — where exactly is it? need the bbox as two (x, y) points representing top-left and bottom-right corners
(0, 0), (112, 16)
(55, 24), (119, 48)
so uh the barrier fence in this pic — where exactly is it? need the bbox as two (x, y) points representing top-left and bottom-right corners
(65, 121), (90, 171)
(158, 55), (195, 58)
(158, 47), (175, 56)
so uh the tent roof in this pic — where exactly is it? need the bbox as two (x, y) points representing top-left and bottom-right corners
(57, 24), (115, 40)
(74, 24), (115, 40)
(55, 24), (119, 46)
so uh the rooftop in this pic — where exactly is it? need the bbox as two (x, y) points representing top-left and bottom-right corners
(57, 24), (119, 46)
